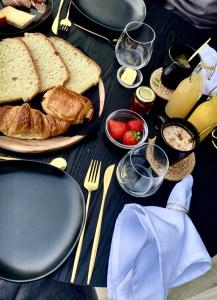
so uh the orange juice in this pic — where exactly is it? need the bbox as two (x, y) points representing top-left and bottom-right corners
(188, 95), (217, 141)
(165, 72), (204, 118)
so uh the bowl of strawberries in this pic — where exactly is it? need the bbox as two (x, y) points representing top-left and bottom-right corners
(105, 109), (148, 150)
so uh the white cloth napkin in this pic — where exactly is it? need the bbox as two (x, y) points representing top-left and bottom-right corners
(199, 45), (217, 95)
(107, 175), (211, 300)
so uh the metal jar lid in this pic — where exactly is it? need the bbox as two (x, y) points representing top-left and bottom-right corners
(136, 86), (156, 103)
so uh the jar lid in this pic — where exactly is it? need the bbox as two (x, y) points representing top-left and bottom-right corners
(136, 86), (156, 103)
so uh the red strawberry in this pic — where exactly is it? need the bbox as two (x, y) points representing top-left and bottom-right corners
(122, 130), (140, 145)
(127, 120), (143, 132)
(108, 120), (127, 141)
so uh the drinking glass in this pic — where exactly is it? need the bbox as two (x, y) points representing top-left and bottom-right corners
(116, 143), (169, 197)
(115, 21), (156, 82)
(161, 44), (201, 90)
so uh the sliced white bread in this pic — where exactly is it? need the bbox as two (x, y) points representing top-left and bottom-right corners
(0, 38), (40, 104)
(22, 33), (69, 93)
(50, 37), (101, 94)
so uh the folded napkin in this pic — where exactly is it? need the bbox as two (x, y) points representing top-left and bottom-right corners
(199, 45), (217, 95)
(107, 175), (211, 300)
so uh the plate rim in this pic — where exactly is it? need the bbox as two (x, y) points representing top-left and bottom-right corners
(0, 159), (85, 282)
(72, 0), (146, 32)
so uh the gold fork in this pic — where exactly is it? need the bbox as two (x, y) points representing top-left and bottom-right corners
(71, 159), (101, 283)
(59, 1), (117, 46)
(51, 0), (65, 35)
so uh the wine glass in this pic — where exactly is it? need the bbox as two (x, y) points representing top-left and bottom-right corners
(115, 21), (156, 84)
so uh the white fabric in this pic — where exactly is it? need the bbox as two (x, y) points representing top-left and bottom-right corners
(199, 45), (217, 95)
(107, 175), (211, 300)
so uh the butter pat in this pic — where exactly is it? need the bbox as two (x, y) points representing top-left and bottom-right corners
(0, 6), (36, 29)
(120, 67), (137, 85)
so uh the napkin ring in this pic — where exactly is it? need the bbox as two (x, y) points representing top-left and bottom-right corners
(166, 203), (189, 215)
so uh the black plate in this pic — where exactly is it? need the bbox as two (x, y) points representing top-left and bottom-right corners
(0, 160), (85, 282)
(0, 0), (53, 36)
(72, 0), (146, 31)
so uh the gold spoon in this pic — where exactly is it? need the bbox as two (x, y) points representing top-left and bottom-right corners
(0, 156), (67, 171)
(188, 38), (211, 62)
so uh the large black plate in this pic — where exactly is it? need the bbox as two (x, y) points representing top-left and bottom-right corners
(0, 160), (85, 282)
(72, 0), (146, 31)
(0, 0), (53, 36)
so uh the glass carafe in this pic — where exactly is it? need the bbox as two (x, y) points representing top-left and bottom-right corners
(188, 94), (217, 141)
(165, 63), (214, 119)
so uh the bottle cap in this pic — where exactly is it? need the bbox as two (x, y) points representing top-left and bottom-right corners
(136, 86), (156, 103)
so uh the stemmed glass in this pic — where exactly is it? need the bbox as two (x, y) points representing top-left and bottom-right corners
(115, 21), (156, 84)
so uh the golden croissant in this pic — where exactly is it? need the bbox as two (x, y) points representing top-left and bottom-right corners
(0, 103), (70, 139)
(42, 86), (94, 123)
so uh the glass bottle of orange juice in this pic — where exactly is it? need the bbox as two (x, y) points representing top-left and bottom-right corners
(165, 60), (216, 119)
(188, 95), (217, 141)
(165, 67), (204, 118)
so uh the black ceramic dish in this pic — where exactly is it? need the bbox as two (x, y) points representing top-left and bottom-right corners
(0, 160), (85, 282)
(155, 118), (199, 164)
(0, 0), (53, 36)
(72, 0), (146, 31)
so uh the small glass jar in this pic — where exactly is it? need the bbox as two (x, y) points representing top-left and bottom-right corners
(130, 86), (156, 116)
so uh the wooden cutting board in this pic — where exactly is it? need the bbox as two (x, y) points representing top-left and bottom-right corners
(0, 79), (105, 153)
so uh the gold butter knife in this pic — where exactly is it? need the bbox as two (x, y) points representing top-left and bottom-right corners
(87, 164), (115, 285)
(51, 0), (65, 35)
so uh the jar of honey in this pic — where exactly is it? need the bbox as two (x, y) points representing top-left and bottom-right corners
(130, 86), (156, 116)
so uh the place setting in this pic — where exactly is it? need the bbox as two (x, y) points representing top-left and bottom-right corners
(0, 0), (217, 299)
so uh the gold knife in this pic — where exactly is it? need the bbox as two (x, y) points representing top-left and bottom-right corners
(87, 164), (115, 285)
(51, 0), (65, 35)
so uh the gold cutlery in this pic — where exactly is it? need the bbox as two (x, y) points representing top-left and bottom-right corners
(71, 159), (101, 283)
(0, 156), (67, 170)
(87, 164), (115, 285)
(51, 0), (65, 35)
(59, 1), (117, 46)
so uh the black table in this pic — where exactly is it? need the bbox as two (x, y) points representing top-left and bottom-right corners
(0, 0), (217, 296)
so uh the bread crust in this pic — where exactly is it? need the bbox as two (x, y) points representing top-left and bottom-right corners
(42, 86), (94, 123)
(22, 33), (69, 93)
(50, 37), (101, 93)
(0, 38), (40, 103)
(0, 103), (70, 139)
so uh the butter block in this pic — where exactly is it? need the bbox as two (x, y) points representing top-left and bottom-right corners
(120, 67), (137, 85)
(0, 6), (36, 29)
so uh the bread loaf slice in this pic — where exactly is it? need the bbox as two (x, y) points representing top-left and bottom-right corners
(50, 37), (101, 94)
(0, 38), (39, 103)
(22, 33), (69, 93)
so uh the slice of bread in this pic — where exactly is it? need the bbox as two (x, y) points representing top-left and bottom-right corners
(0, 38), (40, 104)
(50, 37), (101, 94)
(22, 33), (69, 93)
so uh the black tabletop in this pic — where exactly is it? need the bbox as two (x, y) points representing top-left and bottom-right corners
(0, 0), (217, 290)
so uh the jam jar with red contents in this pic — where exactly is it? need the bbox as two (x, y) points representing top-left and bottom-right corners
(130, 86), (156, 116)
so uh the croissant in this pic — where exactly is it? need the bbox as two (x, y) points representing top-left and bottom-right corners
(0, 103), (70, 139)
(42, 86), (94, 124)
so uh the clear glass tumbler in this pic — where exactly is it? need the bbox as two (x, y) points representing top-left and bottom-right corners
(116, 143), (169, 197)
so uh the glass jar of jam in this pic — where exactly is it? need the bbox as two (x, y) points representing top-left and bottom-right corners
(130, 86), (156, 116)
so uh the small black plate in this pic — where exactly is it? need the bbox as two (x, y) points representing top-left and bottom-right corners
(72, 0), (146, 31)
(0, 160), (85, 282)
(0, 0), (53, 37)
